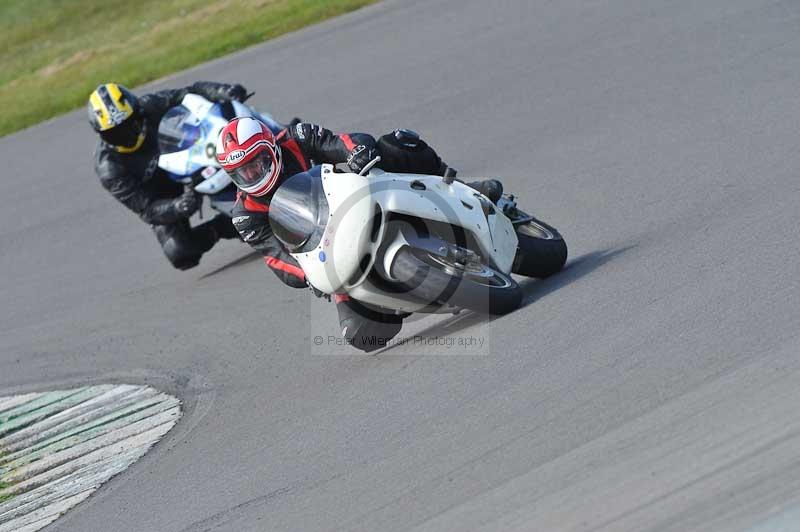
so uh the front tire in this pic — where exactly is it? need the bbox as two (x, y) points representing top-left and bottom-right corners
(511, 217), (568, 278)
(390, 247), (523, 315)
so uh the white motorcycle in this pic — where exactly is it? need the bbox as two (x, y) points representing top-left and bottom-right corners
(156, 93), (288, 215)
(268, 160), (567, 315)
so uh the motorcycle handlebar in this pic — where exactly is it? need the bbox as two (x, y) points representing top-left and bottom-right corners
(359, 156), (381, 176)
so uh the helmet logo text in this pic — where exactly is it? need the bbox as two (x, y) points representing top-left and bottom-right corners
(107, 107), (128, 126)
(225, 149), (246, 165)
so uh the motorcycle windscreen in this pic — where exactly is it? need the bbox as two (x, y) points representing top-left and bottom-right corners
(157, 105), (204, 154)
(268, 166), (329, 253)
(158, 104), (224, 177)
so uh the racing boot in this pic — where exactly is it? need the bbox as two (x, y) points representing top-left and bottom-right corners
(466, 179), (504, 204)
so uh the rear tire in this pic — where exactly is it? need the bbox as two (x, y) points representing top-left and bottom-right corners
(512, 217), (568, 278)
(390, 247), (523, 315)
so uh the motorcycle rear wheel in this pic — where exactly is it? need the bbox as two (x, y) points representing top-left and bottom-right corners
(390, 247), (523, 315)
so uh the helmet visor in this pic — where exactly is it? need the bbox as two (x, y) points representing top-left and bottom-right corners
(231, 150), (275, 189)
(100, 116), (144, 148)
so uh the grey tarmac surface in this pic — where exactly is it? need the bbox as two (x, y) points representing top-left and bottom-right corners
(2, 0), (800, 530)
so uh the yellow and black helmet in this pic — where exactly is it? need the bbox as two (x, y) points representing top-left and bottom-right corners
(87, 83), (145, 152)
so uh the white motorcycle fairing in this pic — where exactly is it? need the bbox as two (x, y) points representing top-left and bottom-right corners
(289, 164), (518, 314)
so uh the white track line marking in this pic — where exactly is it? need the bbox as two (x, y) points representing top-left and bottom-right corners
(0, 385), (181, 531)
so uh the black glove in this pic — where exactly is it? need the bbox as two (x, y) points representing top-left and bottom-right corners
(346, 144), (379, 174)
(173, 188), (200, 218)
(222, 83), (248, 102)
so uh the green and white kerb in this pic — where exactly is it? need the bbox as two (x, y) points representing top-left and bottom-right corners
(0, 385), (181, 532)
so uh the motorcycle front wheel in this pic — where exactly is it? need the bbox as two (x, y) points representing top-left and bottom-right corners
(511, 216), (567, 278)
(389, 247), (523, 315)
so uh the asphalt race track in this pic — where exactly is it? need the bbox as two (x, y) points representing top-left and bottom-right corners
(3, 0), (800, 530)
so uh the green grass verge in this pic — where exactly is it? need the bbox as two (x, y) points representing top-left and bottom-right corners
(0, 0), (376, 137)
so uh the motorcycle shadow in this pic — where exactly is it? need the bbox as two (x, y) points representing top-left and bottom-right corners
(198, 250), (264, 280)
(378, 245), (636, 352)
(517, 245), (635, 307)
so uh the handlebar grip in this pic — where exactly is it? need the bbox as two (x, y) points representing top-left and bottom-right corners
(359, 156), (382, 176)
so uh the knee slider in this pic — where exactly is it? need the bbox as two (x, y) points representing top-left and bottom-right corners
(161, 236), (201, 270)
(390, 128), (421, 149)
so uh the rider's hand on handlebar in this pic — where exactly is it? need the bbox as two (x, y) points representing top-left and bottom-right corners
(173, 188), (200, 218)
(223, 83), (249, 102)
(346, 144), (379, 174)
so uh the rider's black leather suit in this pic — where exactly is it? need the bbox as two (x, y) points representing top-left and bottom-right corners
(94, 81), (241, 270)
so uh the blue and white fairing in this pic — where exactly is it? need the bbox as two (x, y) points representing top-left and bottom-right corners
(157, 94), (286, 214)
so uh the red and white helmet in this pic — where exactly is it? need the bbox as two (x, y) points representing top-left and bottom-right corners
(216, 117), (282, 197)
